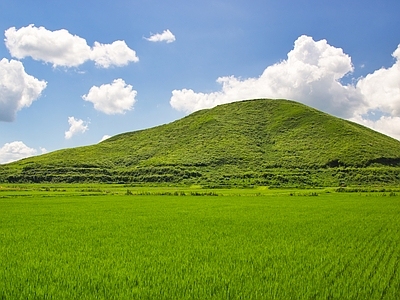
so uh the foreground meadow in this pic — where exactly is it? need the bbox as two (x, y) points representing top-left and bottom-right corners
(0, 185), (399, 299)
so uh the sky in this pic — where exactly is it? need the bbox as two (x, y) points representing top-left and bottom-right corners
(1, 0), (400, 164)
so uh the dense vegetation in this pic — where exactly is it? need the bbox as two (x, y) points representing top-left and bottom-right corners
(1, 99), (400, 186)
(1, 185), (399, 299)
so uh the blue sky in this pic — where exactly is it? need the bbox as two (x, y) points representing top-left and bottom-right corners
(1, 0), (400, 163)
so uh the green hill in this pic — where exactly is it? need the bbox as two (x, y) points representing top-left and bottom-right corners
(1, 99), (400, 187)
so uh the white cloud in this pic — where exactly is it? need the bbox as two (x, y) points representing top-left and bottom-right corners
(82, 79), (137, 114)
(5, 24), (138, 68)
(40, 147), (48, 154)
(5, 25), (91, 67)
(0, 141), (46, 164)
(91, 40), (139, 68)
(99, 135), (111, 142)
(356, 44), (400, 117)
(145, 29), (176, 43)
(170, 35), (363, 118)
(348, 44), (400, 140)
(0, 58), (47, 122)
(65, 117), (89, 139)
(351, 115), (400, 141)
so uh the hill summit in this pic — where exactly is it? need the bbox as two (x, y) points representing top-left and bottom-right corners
(2, 99), (400, 186)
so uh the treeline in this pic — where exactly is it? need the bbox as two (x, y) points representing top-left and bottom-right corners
(1, 164), (202, 184)
(1, 162), (400, 187)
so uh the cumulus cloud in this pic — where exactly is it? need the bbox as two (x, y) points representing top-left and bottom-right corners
(356, 45), (400, 117)
(82, 79), (137, 114)
(145, 29), (176, 43)
(170, 35), (363, 118)
(0, 141), (46, 164)
(91, 40), (139, 68)
(65, 117), (89, 139)
(5, 25), (90, 67)
(5, 24), (138, 68)
(351, 115), (400, 141)
(347, 44), (400, 140)
(0, 58), (47, 122)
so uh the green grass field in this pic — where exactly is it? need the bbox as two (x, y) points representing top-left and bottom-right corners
(1, 185), (399, 299)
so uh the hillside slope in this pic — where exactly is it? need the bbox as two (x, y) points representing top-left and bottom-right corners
(1, 99), (400, 186)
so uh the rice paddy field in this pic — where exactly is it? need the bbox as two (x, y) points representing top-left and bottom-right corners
(0, 184), (399, 299)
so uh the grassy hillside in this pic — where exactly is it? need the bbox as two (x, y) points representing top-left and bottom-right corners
(1, 99), (400, 186)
